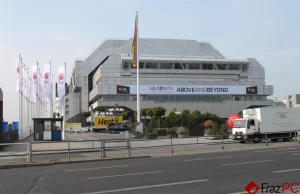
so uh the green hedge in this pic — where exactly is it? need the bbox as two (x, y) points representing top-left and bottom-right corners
(155, 128), (167, 136)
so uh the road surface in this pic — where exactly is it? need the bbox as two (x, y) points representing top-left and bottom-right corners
(0, 146), (300, 194)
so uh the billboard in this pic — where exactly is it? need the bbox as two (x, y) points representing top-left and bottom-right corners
(2, 122), (8, 133)
(117, 85), (130, 94)
(65, 123), (82, 128)
(12, 122), (18, 130)
(116, 85), (258, 95)
(94, 116), (123, 128)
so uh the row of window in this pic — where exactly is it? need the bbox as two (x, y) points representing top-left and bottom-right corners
(123, 62), (248, 71)
(100, 95), (267, 102)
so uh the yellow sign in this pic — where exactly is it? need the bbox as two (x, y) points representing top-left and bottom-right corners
(65, 123), (81, 128)
(94, 116), (123, 127)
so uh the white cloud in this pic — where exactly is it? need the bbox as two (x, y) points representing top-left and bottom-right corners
(54, 35), (78, 41)
(267, 48), (300, 57)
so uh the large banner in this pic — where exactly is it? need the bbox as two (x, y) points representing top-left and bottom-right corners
(116, 85), (258, 95)
(94, 116), (123, 128)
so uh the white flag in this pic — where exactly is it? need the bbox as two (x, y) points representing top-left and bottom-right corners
(43, 63), (51, 98)
(23, 67), (27, 98)
(15, 58), (20, 93)
(57, 64), (65, 100)
(39, 74), (43, 102)
(32, 65), (37, 104)
(28, 77), (32, 102)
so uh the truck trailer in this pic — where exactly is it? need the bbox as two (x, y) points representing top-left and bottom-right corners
(232, 108), (300, 143)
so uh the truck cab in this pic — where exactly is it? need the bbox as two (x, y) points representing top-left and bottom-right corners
(232, 118), (260, 143)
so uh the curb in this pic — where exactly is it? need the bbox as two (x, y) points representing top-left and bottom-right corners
(0, 155), (151, 170)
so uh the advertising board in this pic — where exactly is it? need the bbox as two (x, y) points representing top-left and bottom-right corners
(116, 85), (258, 95)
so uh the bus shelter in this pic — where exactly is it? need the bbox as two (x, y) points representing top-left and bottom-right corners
(33, 118), (63, 141)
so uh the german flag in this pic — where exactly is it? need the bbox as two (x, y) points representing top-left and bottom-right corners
(131, 13), (138, 68)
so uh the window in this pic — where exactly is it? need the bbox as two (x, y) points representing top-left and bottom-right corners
(139, 62), (144, 69)
(154, 95), (161, 101)
(146, 95), (154, 101)
(198, 96), (204, 101)
(182, 95), (190, 101)
(103, 95), (116, 101)
(242, 64), (248, 71)
(211, 96), (218, 102)
(217, 64), (227, 70)
(176, 95), (182, 101)
(203, 96), (210, 101)
(160, 63), (173, 69)
(145, 62), (158, 69)
(228, 64), (240, 70)
(123, 62), (129, 69)
(190, 95), (197, 101)
(188, 63), (201, 69)
(202, 63), (213, 70)
(117, 96), (130, 101)
(174, 63), (183, 69)
(162, 95), (169, 101)
(169, 95), (175, 101)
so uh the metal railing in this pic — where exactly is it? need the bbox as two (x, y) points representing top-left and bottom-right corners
(0, 131), (299, 164)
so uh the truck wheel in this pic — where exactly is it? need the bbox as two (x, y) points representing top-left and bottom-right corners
(252, 137), (260, 143)
(239, 141), (246, 144)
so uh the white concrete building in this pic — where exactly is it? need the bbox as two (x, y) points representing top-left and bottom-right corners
(65, 38), (274, 126)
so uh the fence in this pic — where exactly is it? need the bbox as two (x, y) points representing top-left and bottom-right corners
(0, 132), (299, 164)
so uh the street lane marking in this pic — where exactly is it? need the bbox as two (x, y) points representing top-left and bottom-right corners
(253, 147), (297, 153)
(293, 153), (300, 155)
(184, 156), (232, 162)
(272, 150), (299, 154)
(65, 165), (130, 172)
(79, 179), (209, 194)
(222, 160), (274, 166)
(273, 168), (300, 173)
(88, 171), (162, 180)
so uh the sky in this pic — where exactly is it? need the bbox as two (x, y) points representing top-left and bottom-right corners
(0, 0), (300, 122)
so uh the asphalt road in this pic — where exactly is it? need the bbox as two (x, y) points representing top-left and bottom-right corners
(1, 146), (300, 194)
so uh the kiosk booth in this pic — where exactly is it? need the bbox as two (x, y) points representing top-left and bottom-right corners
(33, 118), (63, 141)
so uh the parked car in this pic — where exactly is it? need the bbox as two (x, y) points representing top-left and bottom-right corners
(106, 124), (131, 133)
(74, 127), (89, 133)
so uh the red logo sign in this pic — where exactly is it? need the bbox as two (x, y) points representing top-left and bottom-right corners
(59, 73), (64, 81)
(45, 72), (49, 79)
(245, 181), (259, 194)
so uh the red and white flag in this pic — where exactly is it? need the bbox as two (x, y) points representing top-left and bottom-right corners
(22, 66), (27, 98)
(15, 58), (20, 93)
(57, 64), (65, 100)
(31, 65), (37, 104)
(43, 63), (51, 98)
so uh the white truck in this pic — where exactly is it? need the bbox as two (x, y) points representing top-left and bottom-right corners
(232, 108), (300, 143)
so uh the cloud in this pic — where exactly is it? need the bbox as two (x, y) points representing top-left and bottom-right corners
(267, 48), (300, 57)
(54, 35), (78, 41)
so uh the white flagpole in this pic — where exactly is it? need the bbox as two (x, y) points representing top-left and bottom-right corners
(18, 55), (22, 140)
(51, 73), (53, 118)
(20, 59), (24, 140)
(136, 11), (141, 124)
(37, 62), (39, 118)
(62, 62), (66, 140)
(26, 67), (28, 137)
